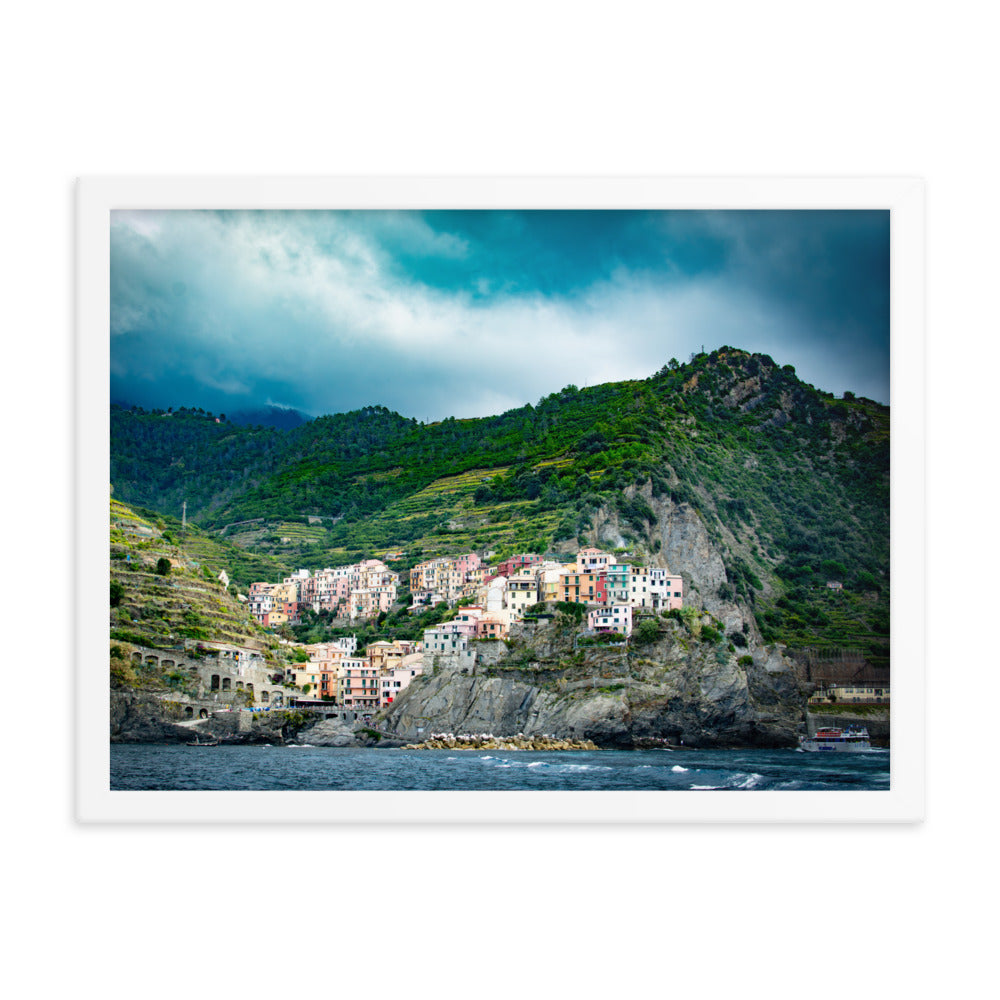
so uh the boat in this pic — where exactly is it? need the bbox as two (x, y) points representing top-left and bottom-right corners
(186, 738), (221, 746)
(800, 726), (871, 752)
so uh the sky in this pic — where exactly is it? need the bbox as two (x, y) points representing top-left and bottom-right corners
(110, 209), (890, 422)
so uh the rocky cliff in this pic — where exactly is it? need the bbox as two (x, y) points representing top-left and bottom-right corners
(582, 481), (772, 639)
(376, 612), (808, 749)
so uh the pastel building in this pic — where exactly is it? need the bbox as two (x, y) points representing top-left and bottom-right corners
(366, 638), (419, 672)
(422, 626), (470, 656)
(339, 658), (380, 709)
(451, 606), (486, 636)
(652, 569), (684, 611)
(505, 569), (540, 616)
(537, 563), (569, 603)
(588, 604), (633, 636)
(559, 569), (607, 605)
(248, 582), (276, 622)
(604, 563), (631, 604)
(410, 553), (480, 605)
(319, 665), (340, 700)
(576, 547), (616, 574)
(379, 661), (424, 706)
(475, 615), (507, 640)
(629, 568), (683, 611)
(290, 665), (322, 695)
(490, 553), (541, 581)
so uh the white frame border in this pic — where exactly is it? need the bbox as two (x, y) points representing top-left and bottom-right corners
(77, 176), (924, 823)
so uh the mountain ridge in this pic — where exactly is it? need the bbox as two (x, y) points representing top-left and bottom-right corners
(110, 347), (889, 659)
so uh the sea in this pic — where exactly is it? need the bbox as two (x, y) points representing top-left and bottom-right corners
(110, 744), (890, 791)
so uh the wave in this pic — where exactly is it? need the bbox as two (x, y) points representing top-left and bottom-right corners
(670, 765), (689, 773)
(472, 754), (611, 772)
(684, 767), (762, 789)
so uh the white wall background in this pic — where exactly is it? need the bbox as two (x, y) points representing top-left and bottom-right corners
(2, 2), (992, 997)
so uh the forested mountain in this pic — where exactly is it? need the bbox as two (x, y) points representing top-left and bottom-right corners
(110, 348), (890, 660)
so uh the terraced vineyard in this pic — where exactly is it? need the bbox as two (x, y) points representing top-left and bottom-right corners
(109, 499), (285, 657)
(319, 464), (566, 565)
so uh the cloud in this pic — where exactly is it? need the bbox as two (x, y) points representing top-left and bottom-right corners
(110, 209), (890, 421)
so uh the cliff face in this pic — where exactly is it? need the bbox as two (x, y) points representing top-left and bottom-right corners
(586, 485), (760, 640)
(377, 616), (808, 749)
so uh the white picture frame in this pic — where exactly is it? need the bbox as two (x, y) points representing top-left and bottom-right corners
(77, 176), (924, 823)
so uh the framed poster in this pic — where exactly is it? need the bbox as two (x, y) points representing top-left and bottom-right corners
(77, 176), (924, 822)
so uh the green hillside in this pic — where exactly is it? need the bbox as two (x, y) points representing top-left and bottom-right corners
(110, 348), (890, 659)
(109, 498), (289, 654)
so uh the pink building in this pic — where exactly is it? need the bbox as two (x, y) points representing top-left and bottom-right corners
(340, 658), (380, 709)
(453, 552), (482, 576)
(379, 662), (424, 706)
(588, 604), (632, 636)
(452, 606), (485, 636)
(475, 616), (507, 640)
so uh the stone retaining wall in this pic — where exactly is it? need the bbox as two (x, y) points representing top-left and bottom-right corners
(119, 642), (294, 708)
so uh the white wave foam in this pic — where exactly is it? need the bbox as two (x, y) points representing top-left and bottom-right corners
(670, 765), (689, 773)
(690, 784), (720, 790)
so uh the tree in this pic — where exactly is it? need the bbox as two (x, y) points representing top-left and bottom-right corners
(155, 557), (171, 576)
(633, 619), (661, 645)
(110, 579), (124, 607)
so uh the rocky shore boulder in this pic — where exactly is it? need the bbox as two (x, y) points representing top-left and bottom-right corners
(294, 717), (362, 747)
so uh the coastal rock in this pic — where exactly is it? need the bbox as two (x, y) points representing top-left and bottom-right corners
(111, 691), (195, 743)
(296, 718), (361, 747)
(376, 617), (808, 749)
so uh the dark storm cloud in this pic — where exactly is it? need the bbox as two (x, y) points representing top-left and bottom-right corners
(110, 209), (890, 421)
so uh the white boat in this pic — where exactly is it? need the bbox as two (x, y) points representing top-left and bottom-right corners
(800, 726), (871, 752)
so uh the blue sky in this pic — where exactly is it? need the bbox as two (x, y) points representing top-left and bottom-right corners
(110, 209), (889, 421)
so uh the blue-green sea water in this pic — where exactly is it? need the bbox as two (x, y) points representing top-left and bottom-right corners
(110, 744), (890, 791)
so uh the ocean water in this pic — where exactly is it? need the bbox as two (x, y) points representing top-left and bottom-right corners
(110, 744), (890, 791)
